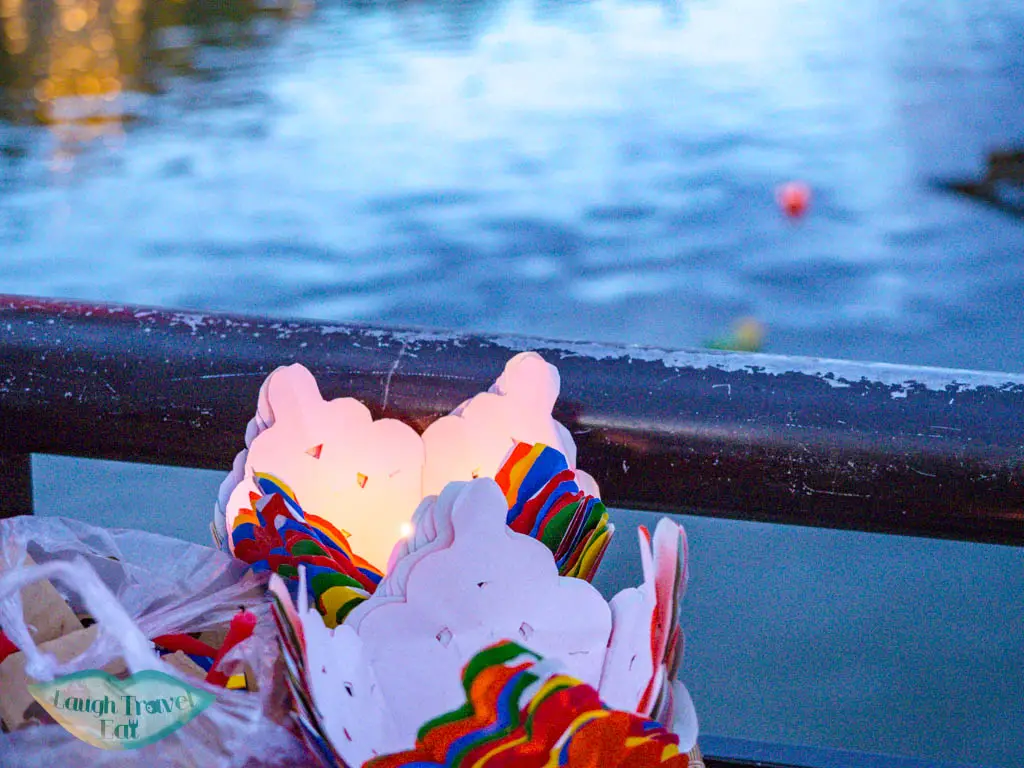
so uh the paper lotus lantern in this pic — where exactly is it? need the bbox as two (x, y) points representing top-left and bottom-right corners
(268, 476), (697, 768)
(365, 641), (691, 768)
(214, 352), (599, 570)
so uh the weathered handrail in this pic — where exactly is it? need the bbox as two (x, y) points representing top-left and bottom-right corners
(1, 295), (1022, 545)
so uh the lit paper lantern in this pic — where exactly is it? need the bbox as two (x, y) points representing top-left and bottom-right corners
(229, 473), (384, 627)
(214, 350), (697, 766)
(214, 353), (599, 571)
(216, 363), (424, 569)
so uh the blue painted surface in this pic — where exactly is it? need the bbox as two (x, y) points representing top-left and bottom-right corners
(699, 734), (986, 768)
(5, 0), (1023, 764)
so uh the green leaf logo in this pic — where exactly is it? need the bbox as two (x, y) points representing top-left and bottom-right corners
(27, 669), (215, 750)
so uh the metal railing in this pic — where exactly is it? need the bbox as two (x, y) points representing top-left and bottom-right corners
(1, 295), (1021, 767)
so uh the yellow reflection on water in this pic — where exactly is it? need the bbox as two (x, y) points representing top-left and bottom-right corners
(1, 0), (308, 169)
(2, 0), (28, 55)
(2, 0), (138, 166)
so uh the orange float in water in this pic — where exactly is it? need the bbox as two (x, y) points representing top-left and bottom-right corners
(777, 181), (811, 218)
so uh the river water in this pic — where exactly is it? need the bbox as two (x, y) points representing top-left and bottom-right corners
(3, 0), (1023, 764)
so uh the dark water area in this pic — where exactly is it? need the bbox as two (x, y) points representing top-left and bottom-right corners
(3, 0), (1024, 765)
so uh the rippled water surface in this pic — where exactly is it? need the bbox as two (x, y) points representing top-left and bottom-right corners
(2, 0), (1024, 368)
(4, 0), (1024, 765)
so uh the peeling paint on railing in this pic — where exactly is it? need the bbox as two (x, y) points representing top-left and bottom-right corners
(1, 295), (1022, 544)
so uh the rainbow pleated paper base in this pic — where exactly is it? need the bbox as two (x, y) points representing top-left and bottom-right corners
(268, 575), (348, 768)
(366, 640), (689, 768)
(637, 521), (687, 726)
(230, 473), (383, 627)
(496, 444), (613, 582)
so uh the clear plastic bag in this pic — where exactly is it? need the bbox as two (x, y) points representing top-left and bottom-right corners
(0, 516), (309, 768)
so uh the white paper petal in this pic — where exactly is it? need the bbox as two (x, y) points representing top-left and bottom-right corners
(231, 364), (426, 569)
(421, 352), (592, 497)
(553, 420), (579, 468)
(574, 469), (601, 499)
(670, 680), (699, 752)
(597, 582), (656, 712)
(599, 521), (690, 718)
(373, 490), (456, 603)
(350, 477), (612, 745)
(298, 575), (405, 764)
(215, 412), (269, 546)
(216, 447), (247, 514)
